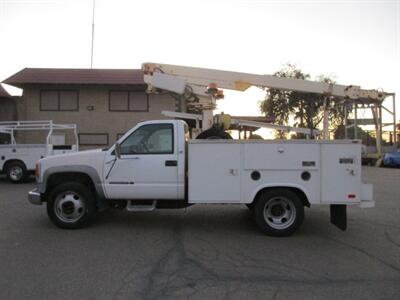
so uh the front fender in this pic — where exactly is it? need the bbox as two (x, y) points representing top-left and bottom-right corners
(40, 165), (105, 199)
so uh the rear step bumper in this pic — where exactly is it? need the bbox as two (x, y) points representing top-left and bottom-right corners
(331, 183), (374, 231)
(360, 184), (374, 208)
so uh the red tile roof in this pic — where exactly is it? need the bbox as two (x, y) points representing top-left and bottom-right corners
(0, 84), (13, 99)
(3, 68), (145, 87)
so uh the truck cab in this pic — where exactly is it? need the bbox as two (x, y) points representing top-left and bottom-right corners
(103, 120), (188, 200)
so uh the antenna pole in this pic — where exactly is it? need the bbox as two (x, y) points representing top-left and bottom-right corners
(90, 0), (96, 68)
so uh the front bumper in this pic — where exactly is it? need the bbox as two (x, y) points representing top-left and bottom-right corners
(28, 189), (42, 205)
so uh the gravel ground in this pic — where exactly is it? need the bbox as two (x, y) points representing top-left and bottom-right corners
(0, 167), (399, 300)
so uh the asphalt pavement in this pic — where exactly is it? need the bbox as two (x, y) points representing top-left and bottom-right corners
(0, 167), (399, 300)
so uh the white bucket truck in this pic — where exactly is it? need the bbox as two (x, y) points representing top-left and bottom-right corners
(28, 63), (385, 236)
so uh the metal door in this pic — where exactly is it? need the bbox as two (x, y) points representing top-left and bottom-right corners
(104, 123), (179, 199)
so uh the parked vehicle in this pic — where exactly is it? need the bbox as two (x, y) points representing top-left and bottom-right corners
(383, 149), (400, 167)
(0, 120), (78, 183)
(28, 62), (383, 236)
(28, 119), (374, 236)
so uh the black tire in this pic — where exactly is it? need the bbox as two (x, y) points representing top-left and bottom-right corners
(6, 161), (28, 183)
(46, 182), (96, 229)
(196, 128), (233, 139)
(253, 189), (304, 237)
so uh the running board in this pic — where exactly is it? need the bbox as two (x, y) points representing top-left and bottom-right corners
(126, 200), (157, 212)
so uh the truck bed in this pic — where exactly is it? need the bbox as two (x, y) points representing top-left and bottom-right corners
(0, 144), (47, 170)
(188, 139), (365, 205)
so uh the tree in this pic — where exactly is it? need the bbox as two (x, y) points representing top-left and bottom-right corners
(259, 64), (349, 138)
(334, 125), (376, 145)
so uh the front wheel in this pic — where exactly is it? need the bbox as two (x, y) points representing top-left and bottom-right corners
(46, 182), (96, 229)
(253, 189), (304, 236)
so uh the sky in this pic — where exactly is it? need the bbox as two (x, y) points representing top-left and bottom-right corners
(0, 0), (399, 124)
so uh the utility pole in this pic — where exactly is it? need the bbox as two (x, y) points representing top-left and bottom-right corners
(90, 0), (96, 68)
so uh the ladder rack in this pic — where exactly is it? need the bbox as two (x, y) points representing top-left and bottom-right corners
(0, 120), (78, 149)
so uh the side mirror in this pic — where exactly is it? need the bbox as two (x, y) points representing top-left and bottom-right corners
(115, 142), (121, 159)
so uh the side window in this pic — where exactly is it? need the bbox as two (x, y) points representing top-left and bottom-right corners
(120, 124), (173, 155)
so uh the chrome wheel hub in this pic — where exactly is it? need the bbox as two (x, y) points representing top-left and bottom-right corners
(9, 166), (23, 181)
(263, 197), (296, 230)
(54, 192), (86, 223)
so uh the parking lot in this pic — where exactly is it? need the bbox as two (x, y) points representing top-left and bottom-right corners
(0, 167), (399, 300)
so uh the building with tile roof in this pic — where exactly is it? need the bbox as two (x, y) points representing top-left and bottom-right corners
(2, 68), (178, 147)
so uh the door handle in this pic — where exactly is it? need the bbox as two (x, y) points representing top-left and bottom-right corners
(165, 160), (177, 167)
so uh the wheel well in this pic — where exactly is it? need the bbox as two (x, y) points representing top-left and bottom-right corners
(3, 159), (26, 173)
(46, 172), (96, 196)
(253, 187), (310, 207)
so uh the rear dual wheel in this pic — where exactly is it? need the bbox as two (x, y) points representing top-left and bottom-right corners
(253, 189), (304, 237)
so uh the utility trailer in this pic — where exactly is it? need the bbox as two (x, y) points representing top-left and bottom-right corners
(0, 120), (78, 183)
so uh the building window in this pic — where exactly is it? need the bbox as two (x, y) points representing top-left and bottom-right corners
(109, 91), (149, 112)
(40, 90), (79, 111)
(78, 133), (109, 146)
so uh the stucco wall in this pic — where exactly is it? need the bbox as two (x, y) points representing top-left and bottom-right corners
(17, 85), (177, 148)
(0, 97), (17, 144)
(0, 98), (17, 122)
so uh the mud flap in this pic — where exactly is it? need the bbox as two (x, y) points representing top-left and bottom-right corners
(330, 205), (347, 231)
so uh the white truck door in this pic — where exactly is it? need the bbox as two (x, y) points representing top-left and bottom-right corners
(104, 123), (179, 199)
(188, 141), (241, 203)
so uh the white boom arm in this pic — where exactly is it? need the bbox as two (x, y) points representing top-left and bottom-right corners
(142, 62), (388, 136)
(143, 62), (387, 101)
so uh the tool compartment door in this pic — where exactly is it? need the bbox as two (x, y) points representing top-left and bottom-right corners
(321, 143), (361, 204)
(188, 141), (241, 203)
